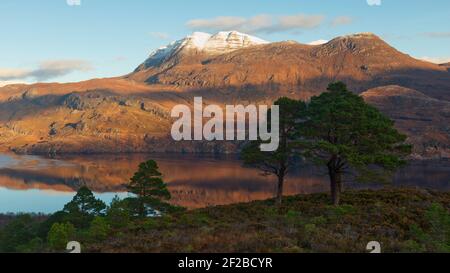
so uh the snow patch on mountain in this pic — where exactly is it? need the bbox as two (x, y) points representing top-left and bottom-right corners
(202, 31), (268, 53)
(308, 39), (329, 45)
(143, 31), (269, 68)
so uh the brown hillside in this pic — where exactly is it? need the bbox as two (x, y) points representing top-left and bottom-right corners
(0, 33), (449, 157)
(129, 33), (450, 101)
(362, 85), (450, 159)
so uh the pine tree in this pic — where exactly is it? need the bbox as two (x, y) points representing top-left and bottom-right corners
(303, 82), (412, 205)
(242, 97), (306, 205)
(64, 186), (106, 216)
(127, 160), (171, 217)
(63, 186), (106, 228)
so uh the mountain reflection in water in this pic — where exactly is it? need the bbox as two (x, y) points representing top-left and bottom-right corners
(0, 153), (448, 213)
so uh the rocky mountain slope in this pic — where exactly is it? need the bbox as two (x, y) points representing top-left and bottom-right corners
(362, 85), (450, 159)
(129, 32), (450, 101)
(0, 31), (449, 158)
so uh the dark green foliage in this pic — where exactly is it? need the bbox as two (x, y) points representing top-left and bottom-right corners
(64, 186), (107, 216)
(16, 237), (44, 253)
(38, 211), (70, 238)
(242, 97), (307, 205)
(409, 203), (450, 252)
(105, 195), (132, 229)
(426, 203), (450, 248)
(127, 160), (172, 217)
(88, 217), (111, 242)
(0, 187), (107, 252)
(242, 83), (411, 206)
(47, 222), (76, 251)
(0, 214), (41, 252)
(63, 186), (107, 228)
(302, 82), (411, 205)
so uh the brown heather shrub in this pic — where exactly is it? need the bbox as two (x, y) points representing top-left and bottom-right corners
(86, 188), (449, 253)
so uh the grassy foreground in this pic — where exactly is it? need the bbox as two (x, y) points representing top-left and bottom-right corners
(87, 188), (449, 253)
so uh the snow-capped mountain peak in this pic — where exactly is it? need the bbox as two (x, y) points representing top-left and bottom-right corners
(202, 31), (269, 53)
(142, 31), (269, 68)
(181, 32), (213, 50)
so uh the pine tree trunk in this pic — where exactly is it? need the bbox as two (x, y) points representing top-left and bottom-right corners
(328, 164), (340, 206)
(330, 175), (340, 206)
(139, 200), (144, 218)
(139, 189), (145, 217)
(276, 173), (285, 206)
(337, 173), (343, 194)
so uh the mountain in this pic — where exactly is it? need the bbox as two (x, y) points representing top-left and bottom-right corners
(361, 85), (450, 159)
(0, 31), (449, 158)
(128, 32), (450, 101)
(135, 31), (268, 70)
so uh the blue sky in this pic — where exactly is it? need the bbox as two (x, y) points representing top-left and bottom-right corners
(0, 0), (449, 85)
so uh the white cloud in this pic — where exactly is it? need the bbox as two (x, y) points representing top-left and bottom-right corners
(31, 60), (92, 80)
(331, 16), (353, 27)
(277, 14), (325, 30)
(422, 32), (450, 39)
(0, 68), (30, 81)
(367, 0), (382, 6)
(186, 14), (325, 34)
(187, 16), (247, 31)
(418, 56), (450, 64)
(0, 60), (92, 82)
(308, 39), (329, 45)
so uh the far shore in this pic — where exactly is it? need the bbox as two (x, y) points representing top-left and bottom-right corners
(1, 148), (449, 162)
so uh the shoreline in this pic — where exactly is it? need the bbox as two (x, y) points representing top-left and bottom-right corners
(1, 149), (449, 162)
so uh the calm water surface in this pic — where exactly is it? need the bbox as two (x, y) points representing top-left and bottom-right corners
(0, 153), (448, 213)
